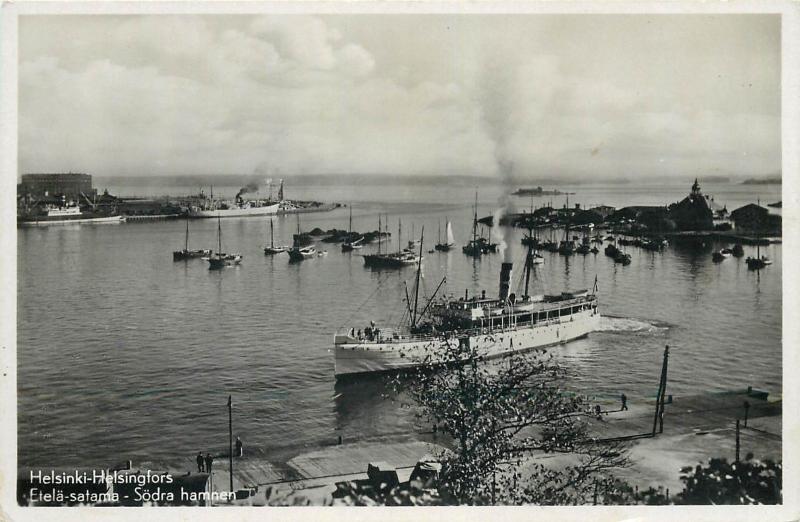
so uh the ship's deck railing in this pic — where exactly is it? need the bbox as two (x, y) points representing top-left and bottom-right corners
(340, 307), (596, 345)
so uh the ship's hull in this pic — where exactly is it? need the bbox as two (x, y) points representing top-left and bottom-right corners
(18, 215), (125, 226)
(334, 308), (600, 377)
(288, 248), (316, 262)
(362, 254), (419, 268)
(173, 249), (212, 261)
(188, 203), (280, 218)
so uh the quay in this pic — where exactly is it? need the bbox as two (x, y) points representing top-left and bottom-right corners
(128, 388), (779, 505)
(123, 213), (182, 222)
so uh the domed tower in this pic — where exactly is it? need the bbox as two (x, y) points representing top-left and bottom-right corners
(691, 178), (702, 198)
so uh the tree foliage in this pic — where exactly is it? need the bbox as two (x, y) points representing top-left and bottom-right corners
(676, 455), (781, 505)
(393, 336), (629, 505)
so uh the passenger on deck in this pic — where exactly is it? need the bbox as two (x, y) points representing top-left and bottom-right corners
(196, 452), (204, 472)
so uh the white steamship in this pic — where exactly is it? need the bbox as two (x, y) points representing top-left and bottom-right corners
(334, 248), (600, 377)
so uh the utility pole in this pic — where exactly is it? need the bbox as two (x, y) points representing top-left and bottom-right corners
(659, 346), (670, 434)
(652, 345), (670, 435)
(228, 395), (234, 494)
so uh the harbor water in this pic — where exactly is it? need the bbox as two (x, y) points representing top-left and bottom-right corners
(17, 180), (782, 468)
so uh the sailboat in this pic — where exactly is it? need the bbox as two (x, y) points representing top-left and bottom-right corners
(362, 218), (422, 268)
(523, 226), (544, 265)
(264, 218), (289, 255)
(575, 227), (591, 255)
(207, 215), (242, 269)
(558, 213), (575, 256)
(463, 192), (497, 256)
(342, 206), (364, 252)
(746, 201), (772, 270)
(173, 217), (212, 260)
(435, 219), (456, 251)
(288, 215), (317, 262)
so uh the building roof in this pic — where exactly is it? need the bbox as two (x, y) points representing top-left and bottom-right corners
(730, 203), (768, 219)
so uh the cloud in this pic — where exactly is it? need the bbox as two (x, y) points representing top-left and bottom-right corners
(18, 15), (781, 180)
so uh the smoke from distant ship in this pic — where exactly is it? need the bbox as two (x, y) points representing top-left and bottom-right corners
(480, 62), (519, 264)
(236, 182), (259, 199)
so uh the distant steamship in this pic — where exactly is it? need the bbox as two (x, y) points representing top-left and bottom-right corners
(187, 180), (285, 218)
(334, 242), (600, 377)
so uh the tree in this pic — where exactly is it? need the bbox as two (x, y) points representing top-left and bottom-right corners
(676, 456), (781, 505)
(393, 336), (629, 505)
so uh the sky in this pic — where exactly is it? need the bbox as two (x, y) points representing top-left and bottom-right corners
(18, 14), (781, 181)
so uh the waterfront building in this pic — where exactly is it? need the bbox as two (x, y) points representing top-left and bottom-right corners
(666, 179), (714, 231)
(589, 205), (616, 219)
(18, 173), (96, 200)
(730, 203), (782, 235)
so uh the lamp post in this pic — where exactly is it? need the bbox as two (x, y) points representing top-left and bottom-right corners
(228, 395), (234, 495)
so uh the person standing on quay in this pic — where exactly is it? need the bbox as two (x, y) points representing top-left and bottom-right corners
(235, 436), (243, 458)
(196, 452), (205, 472)
(621, 393), (628, 411)
(205, 453), (214, 474)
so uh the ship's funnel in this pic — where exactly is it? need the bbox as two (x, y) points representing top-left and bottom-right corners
(499, 262), (513, 301)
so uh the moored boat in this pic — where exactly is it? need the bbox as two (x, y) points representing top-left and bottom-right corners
(288, 215), (317, 262)
(207, 216), (242, 269)
(435, 220), (456, 251)
(462, 193), (497, 256)
(19, 202), (125, 226)
(264, 218), (289, 255)
(173, 218), (212, 260)
(341, 207), (364, 251)
(362, 219), (422, 268)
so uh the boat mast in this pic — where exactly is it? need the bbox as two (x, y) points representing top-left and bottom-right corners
(524, 227), (533, 298)
(438, 219), (441, 246)
(270, 218), (274, 248)
(185, 217), (189, 251)
(217, 214), (222, 254)
(756, 198), (761, 259)
(398, 219), (402, 254)
(411, 227), (424, 327)
(377, 214), (381, 255)
(472, 191), (478, 243)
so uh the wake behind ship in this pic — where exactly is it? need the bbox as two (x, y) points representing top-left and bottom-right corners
(334, 253), (600, 377)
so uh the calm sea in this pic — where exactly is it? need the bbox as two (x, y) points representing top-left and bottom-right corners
(17, 181), (782, 468)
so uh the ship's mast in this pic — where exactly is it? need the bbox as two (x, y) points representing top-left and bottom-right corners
(377, 214), (382, 255)
(756, 198), (761, 258)
(524, 226), (533, 299)
(185, 218), (189, 251)
(472, 191), (478, 243)
(411, 227), (424, 327)
(217, 214), (222, 254)
(398, 219), (402, 254)
(270, 218), (274, 248)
